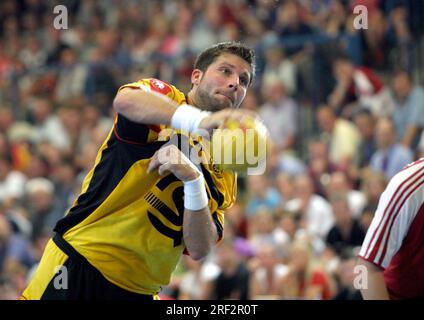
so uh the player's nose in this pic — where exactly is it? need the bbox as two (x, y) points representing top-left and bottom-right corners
(228, 75), (240, 91)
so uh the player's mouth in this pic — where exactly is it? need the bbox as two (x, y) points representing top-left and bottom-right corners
(217, 92), (234, 106)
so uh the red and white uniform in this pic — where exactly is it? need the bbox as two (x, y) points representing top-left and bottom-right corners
(359, 158), (424, 299)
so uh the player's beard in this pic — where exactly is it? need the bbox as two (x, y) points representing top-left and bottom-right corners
(195, 86), (233, 112)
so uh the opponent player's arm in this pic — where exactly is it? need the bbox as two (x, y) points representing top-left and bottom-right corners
(356, 258), (390, 300)
(147, 145), (217, 260)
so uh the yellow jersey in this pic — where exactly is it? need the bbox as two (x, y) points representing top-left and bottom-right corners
(53, 78), (237, 295)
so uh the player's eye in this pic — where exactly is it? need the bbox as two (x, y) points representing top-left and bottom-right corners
(240, 76), (249, 87)
(221, 68), (231, 75)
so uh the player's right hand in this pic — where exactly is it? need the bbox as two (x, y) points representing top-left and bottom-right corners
(147, 144), (201, 182)
(198, 108), (258, 136)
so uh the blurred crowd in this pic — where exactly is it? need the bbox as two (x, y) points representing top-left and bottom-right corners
(0, 0), (424, 300)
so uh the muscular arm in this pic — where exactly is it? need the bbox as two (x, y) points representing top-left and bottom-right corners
(356, 258), (390, 300)
(183, 207), (218, 261)
(148, 145), (219, 261)
(113, 88), (178, 124)
(114, 87), (254, 135)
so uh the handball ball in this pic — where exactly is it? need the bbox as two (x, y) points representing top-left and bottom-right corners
(210, 116), (270, 175)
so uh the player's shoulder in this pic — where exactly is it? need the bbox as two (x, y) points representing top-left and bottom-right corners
(145, 78), (179, 95)
(120, 78), (187, 104)
(383, 158), (424, 200)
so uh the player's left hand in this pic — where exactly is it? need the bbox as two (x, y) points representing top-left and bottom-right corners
(147, 144), (201, 182)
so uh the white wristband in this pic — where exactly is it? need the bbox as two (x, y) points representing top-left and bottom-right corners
(171, 104), (211, 133)
(183, 175), (209, 211)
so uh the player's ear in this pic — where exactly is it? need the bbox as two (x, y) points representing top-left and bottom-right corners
(191, 69), (203, 86)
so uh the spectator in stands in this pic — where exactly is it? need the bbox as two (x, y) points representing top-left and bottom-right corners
(18, 36), (47, 71)
(84, 41), (120, 113)
(388, 5), (412, 71)
(360, 169), (387, 209)
(0, 106), (14, 134)
(262, 45), (297, 95)
(306, 137), (338, 197)
(360, 8), (393, 71)
(259, 75), (298, 152)
(248, 210), (280, 250)
(326, 193), (365, 255)
(285, 174), (334, 242)
(332, 248), (362, 300)
(25, 228), (52, 286)
(325, 171), (367, 219)
(273, 212), (298, 260)
(0, 213), (35, 278)
(328, 53), (395, 118)
(392, 70), (424, 149)
(208, 239), (250, 300)
(370, 118), (413, 180)
(275, 0), (315, 59)
(225, 202), (248, 240)
(323, 0), (349, 36)
(178, 255), (220, 300)
(278, 240), (333, 299)
(55, 48), (88, 102)
(275, 172), (295, 206)
(25, 178), (62, 242)
(316, 105), (361, 173)
(189, 1), (225, 53)
(0, 155), (27, 205)
(275, 1), (315, 96)
(359, 204), (376, 234)
(77, 103), (113, 150)
(246, 175), (281, 217)
(28, 96), (70, 151)
(57, 103), (83, 155)
(352, 108), (377, 169)
(249, 243), (289, 299)
(49, 159), (78, 215)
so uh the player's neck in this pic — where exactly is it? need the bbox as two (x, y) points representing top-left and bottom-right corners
(186, 91), (197, 108)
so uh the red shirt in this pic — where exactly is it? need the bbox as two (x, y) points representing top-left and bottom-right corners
(359, 159), (424, 299)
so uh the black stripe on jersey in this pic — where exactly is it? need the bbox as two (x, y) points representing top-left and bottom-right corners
(144, 192), (182, 226)
(115, 114), (150, 144)
(212, 212), (223, 240)
(54, 134), (166, 235)
(200, 164), (224, 208)
(156, 174), (180, 191)
(147, 211), (182, 247)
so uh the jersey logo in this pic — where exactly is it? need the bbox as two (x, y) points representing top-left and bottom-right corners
(145, 174), (184, 247)
(150, 79), (172, 95)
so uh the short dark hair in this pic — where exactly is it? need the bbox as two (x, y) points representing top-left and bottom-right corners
(194, 41), (256, 85)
